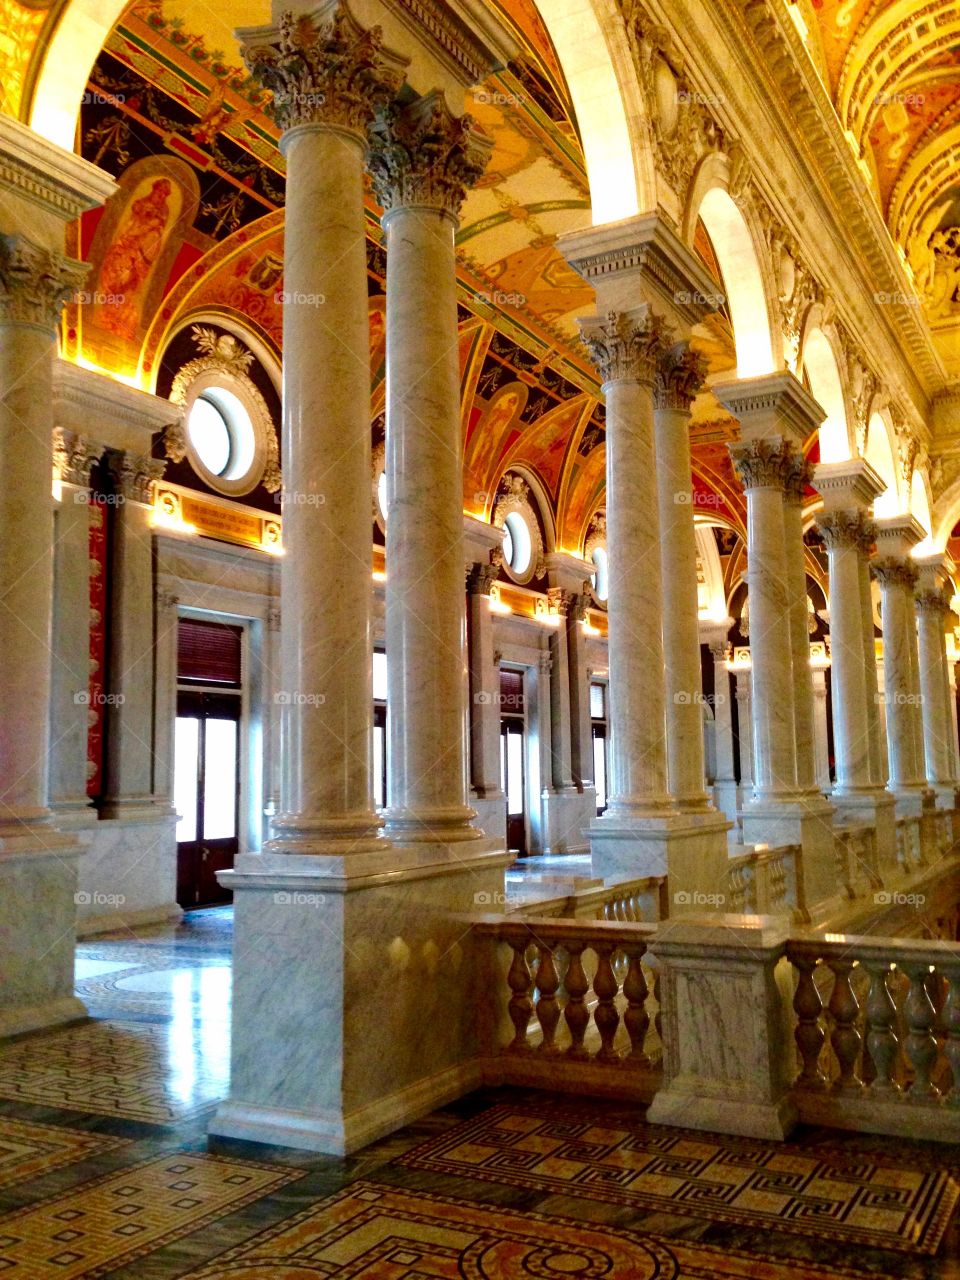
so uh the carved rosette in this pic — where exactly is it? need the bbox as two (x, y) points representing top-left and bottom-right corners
(0, 235), (87, 331)
(53, 429), (104, 489)
(655, 342), (707, 412)
(240, 6), (403, 136)
(367, 91), (491, 221)
(871, 557), (919, 592)
(816, 509), (874, 552)
(579, 310), (671, 388)
(728, 438), (794, 492)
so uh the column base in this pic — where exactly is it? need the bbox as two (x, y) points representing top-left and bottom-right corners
(540, 787), (595, 855)
(266, 811), (390, 858)
(470, 791), (506, 846)
(741, 795), (836, 915)
(886, 786), (934, 818)
(0, 828), (85, 1040)
(211, 845), (511, 1155)
(383, 803), (483, 845)
(933, 784), (960, 810)
(589, 809), (731, 911)
(646, 1090), (798, 1141)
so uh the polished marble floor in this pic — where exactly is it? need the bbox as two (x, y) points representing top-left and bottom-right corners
(0, 908), (955, 1277)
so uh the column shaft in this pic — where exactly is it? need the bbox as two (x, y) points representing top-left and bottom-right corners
(875, 561), (925, 790)
(654, 349), (711, 810)
(466, 565), (502, 797)
(783, 473), (817, 792)
(916, 593), (954, 786)
(858, 553), (886, 785)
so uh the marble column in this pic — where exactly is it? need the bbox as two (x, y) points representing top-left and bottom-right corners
(812, 667), (831, 792)
(566, 593), (595, 798)
(783, 458), (819, 794)
(654, 343), (719, 817)
(702, 623), (737, 826)
(466, 561), (506, 844)
(735, 667), (754, 794)
(101, 453), (167, 820)
(50, 431), (102, 823)
(873, 517), (930, 815)
(715, 374), (834, 910)
(914, 554), (959, 804)
(369, 91), (490, 846)
(0, 116), (114, 1036)
(240, 11), (405, 861)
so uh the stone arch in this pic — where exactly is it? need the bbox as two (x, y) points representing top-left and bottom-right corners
(798, 317), (851, 463)
(864, 405), (902, 520)
(26, 0), (656, 225)
(910, 467), (934, 545)
(682, 155), (778, 379)
(693, 520), (729, 622)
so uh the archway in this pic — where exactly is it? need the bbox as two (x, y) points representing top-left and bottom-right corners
(864, 410), (901, 519)
(801, 327), (850, 463)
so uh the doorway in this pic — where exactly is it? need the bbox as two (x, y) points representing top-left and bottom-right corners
(174, 619), (243, 907)
(499, 667), (526, 855)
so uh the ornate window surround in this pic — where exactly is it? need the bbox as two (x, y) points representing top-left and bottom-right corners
(492, 472), (546, 586)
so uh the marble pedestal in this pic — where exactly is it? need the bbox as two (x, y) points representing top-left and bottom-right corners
(0, 837), (86, 1037)
(646, 918), (796, 1140)
(741, 796), (836, 914)
(209, 843), (511, 1154)
(589, 811), (730, 909)
(889, 787), (933, 819)
(541, 788), (594, 856)
(831, 791), (897, 873)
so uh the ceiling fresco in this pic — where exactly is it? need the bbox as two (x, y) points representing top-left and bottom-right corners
(798, 0), (960, 369)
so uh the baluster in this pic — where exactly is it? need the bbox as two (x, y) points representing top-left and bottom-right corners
(506, 935), (534, 1053)
(623, 945), (649, 1062)
(534, 942), (561, 1053)
(593, 942), (620, 1061)
(864, 960), (900, 1096)
(792, 952), (827, 1090)
(902, 961), (941, 1100)
(563, 942), (590, 1060)
(942, 968), (960, 1107)
(827, 959), (863, 1092)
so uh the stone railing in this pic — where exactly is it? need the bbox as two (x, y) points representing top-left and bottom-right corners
(834, 825), (880, 901)
(725, 844), (798, 916)
(785, 936), (960, 1142)
(473, 916), (661, 1101)
(506, 877), (665, 923)
(895, 815), (924, 874)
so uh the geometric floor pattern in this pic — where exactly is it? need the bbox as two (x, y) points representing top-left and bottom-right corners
(178, 1179), (879, 1279)
(398, 1103), (960, 1256)
(0, 1020), (228, 1125)
(0, 1120), (128, 1191)
(0, 1152), (302, 1278)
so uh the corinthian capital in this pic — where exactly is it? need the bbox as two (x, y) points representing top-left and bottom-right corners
(728, 438), (794, 492)
(655, 342), (707, 412)
(915, 588), (952, 618)
(816, 509), (874, 552)
(783, 453), (816, 502)
(240, 5), (406, 137)
(579, 309), (671, 387)
(367, 90), (491, 221)
(0, 235), (86, 331)
(872, 557), (918, 592)
(110, 453), (166, 505)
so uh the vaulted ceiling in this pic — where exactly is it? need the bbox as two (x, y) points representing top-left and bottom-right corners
(794, 0), (960, 362)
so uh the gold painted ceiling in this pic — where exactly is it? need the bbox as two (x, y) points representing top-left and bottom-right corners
(797, 0), (960, 368)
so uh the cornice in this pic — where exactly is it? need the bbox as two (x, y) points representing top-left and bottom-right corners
(0, 114), (116, 223)
(52, 360), (182, 435)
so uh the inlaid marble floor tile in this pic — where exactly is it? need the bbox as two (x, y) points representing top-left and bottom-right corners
(399, 1102), (959, 1255)
(0, 1020), (228, 1124)
(178, 1179), (877, 1279)
(0, 1150), (301, 1278)
(0, 1120), (128, 1190)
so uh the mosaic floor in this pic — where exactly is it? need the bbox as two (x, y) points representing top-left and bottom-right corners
(0, 908), (955, 1278)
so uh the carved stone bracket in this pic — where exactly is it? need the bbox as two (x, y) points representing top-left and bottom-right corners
(655, 342), (708, 412)
(728, 437), (795, 492)
(467, 561), (498, 596)
(53, 428), (104, 489)
(111, 452), (165, 505)
(367, 89), (492, 221)
(784, 453), (816, 503)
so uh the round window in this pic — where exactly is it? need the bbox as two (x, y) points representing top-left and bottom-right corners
(187, 387), (256, 482)
(591, 546), (609, 602)
(504, 510), (532, 576)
